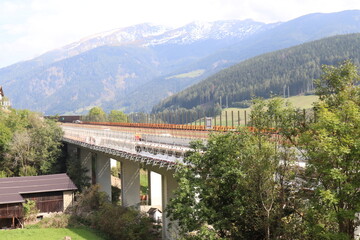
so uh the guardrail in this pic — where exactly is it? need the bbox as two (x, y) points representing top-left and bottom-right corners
(81, 121), (236, 131)
(61, 125), (194, 169)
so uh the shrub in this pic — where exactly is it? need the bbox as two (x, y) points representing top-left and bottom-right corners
(93, 203), (159, 240)
(72, 184), (109, 217)
(37, 214), (70, 228)
(23, 200), (39, 223)
(111, 166), (120, 177)
(111, 186), (121, 204)
(71, 184), (160, 239)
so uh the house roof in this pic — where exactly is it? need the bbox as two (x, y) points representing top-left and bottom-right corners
(0, 173), (77, 204)
(147, 207), (162, 214)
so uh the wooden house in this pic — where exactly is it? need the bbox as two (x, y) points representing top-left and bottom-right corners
(0, 173), (77, 228)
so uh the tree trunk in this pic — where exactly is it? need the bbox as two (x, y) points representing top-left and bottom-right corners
(266, 210), (271, 240)
(339, 218), (354, 240)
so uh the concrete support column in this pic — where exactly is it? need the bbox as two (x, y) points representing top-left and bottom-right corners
(66, 144), (77, 158)
(96, 153), (111, 199)
(79, 148), (92, 181)
(162, 170), (178, 240)
(121, 159), (140, 207)
(149, 171), (162, 209)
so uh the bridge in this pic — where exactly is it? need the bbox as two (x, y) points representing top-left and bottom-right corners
(61, 122), (212, 239)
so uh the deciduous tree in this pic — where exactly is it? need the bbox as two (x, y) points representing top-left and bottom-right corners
(167, 98), (302, 239)
(301, 60), (360, 239)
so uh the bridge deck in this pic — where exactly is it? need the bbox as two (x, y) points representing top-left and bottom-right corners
(61, 123), (206, 169)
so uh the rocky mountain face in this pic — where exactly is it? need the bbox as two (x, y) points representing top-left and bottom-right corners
(1, 10), (360, 115)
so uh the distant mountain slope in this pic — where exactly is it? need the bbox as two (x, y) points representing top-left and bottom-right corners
(0, 20), (267, 114)
(114, 10), (360, 112)
(1, 10), (360, 114)
(152, 33), (360, 113)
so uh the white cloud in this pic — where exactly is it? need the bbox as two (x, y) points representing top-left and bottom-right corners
(0, 0), (360, 68)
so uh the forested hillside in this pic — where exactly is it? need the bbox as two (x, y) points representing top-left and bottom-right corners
(152, 33), (360, 113)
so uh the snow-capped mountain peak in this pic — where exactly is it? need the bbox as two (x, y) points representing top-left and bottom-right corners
(55, 20), (266, 59)
(145, 19), (266, 45)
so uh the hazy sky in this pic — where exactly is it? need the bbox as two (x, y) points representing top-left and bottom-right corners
(1, 0), (359, 68)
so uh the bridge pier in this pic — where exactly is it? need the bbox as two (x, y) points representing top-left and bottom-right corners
(79, 148), (92, 182)
(65, 140), (180, 239)
(95, 153), (111, 198)
(148, 171), (162, 208)
(162, 170), (179, 239)
(119, 158), (140, 207)
(145, 166), (179, 239)
(70, 147), (112, 200)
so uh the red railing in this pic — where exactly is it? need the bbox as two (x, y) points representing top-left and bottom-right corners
(80, 121), (237, 131)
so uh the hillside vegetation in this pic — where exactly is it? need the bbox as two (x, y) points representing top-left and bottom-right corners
(153, 33), (360, 113)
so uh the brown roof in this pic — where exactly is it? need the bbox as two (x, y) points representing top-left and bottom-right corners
(0, 173), (77, 204)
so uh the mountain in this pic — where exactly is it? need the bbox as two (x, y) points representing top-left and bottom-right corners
(152, 33), (360, 114)
(114, 10), (360, 112)
(1, 10), (360, 114)
(0, 20), (267, 114)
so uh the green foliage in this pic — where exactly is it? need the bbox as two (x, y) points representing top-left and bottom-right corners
(108, 110), (128, 122)
(66, 150), (90, 192)
(71, 185), (159, 240)
(153, 33), (360, 113)
(110, 166), (120, 177)
(35, 214), (71, 228)
(0, 228), (105, 240)
(92, 203), (159, 240)
(23, 200), (39, 223)
(168, 104), (302, 239)
(72, 185), (109, 216)
(111, 186), (121, 204)
(180, 225), (220, 240)
(301, 60), (360, 239)
(151, 104), (222, 124)
(84, 107), (107, 122)
(0, 109), (63, 177)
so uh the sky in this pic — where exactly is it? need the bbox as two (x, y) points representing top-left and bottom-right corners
(0, 0), (360, 68)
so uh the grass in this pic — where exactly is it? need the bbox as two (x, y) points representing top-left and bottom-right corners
(286, 94), (318, 109)
(140, 169), (148, 195)
(0, 228), (104, 240)
(166, 69), (205, 79)
(193, 95), (320, 127)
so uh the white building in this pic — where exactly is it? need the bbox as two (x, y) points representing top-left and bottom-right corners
(0, 86), (11, 109)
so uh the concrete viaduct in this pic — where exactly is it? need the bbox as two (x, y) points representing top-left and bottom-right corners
(61, 123), (206, 239)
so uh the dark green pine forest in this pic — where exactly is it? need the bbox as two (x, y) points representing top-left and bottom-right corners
(152, 33), (360, 114)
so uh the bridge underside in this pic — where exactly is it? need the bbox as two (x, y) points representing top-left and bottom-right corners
(65, 141), (178, 239)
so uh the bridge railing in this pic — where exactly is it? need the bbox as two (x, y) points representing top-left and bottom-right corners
(61, 125), (195, 165)
(62, 126), (137, 154)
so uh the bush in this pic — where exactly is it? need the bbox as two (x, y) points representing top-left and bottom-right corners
(111, 186), (121, 204)
(36, 214), (70, 228)
(232, 100), (251, 108)
(23, 200), (39, 223)
(93, 203), (159, 240)
(72, 185), (109, 217)
(71, 185), (160, 240)
(111, 166), (120, 177)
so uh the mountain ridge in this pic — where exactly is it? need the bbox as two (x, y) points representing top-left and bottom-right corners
(1, 10), (360, 115)
(152, 33), (360, 114)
